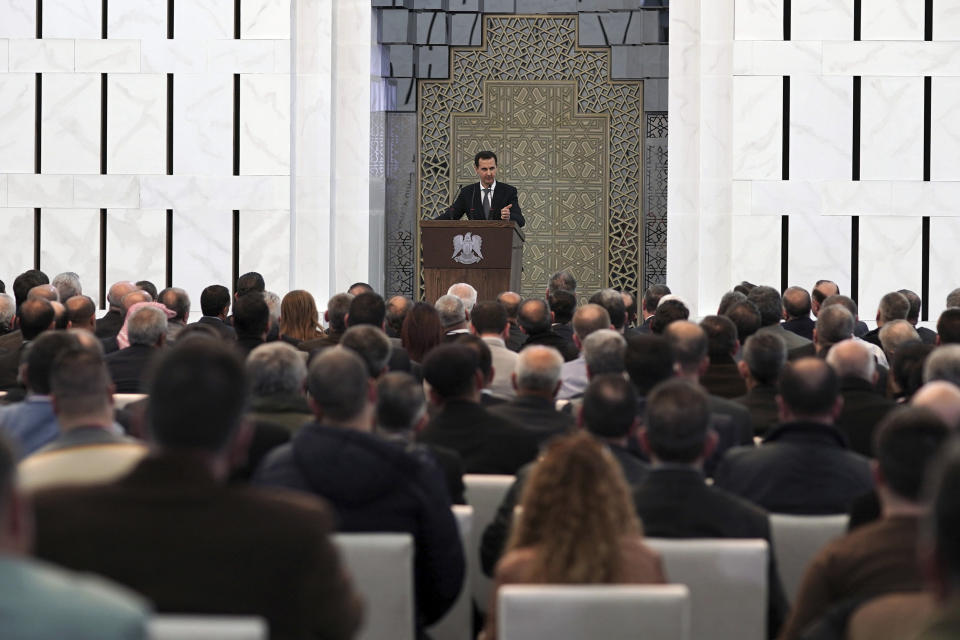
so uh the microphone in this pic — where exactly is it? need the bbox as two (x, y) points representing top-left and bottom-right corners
(441, 183), (465, 218)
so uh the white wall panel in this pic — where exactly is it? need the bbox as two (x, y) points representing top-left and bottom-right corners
(175, 0), (234, 40)
(0, 208), (34, 280)
(790, 75), (852, 181)
(106, 209), (166, 288)
(173, 74), (232, 177)
(7, 175), (73, 207)
(929, 217), (960, 323)
(732, 76), (781, 180)
(140, 40), (207, 74)
(0, 39), (8, 71)
(857, 217), (922, 317)
(8, 39), (74, 72)
(41, 73), (100, 175)
(108, 1), (166, 40)
(787, 213), (851, 295)
(731, 215), (781, 289)
(933, 0), (960, 40)
(0, 175), (6, 205)
(43, 0), (100, 39)
(240, 74), (290, 176)
(241, 0), (291, 39)
(207, 40), (276, 73)
(40, 209), (101, 306)
(0, 73), (34, 172)
(792, 0), (853, 40)
(860, 77), (923, 181)
(734, 0), (782, 40)
(75, 40), (140, 73)
(0, 0), (35, 38)
(107, 74), (166, 175)
(172, 209), (232, 311)
(930, 77), (960, 181)
(239, 210), (290, 292)
(860, 0), (924, 41)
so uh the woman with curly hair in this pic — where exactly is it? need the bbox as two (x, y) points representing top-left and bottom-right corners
(481, 431), (666, 640)
(400, 302), (444, 364)
(278, 290), (324, 346)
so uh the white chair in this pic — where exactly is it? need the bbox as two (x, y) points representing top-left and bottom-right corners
(769, 513), (850, 604)
(148, 615), (266, 640)
(426, 505), (473, 640)
(497, 584), (691, 640)
(647, 538), (768, 640)
(463, 474), (514, 614)
(113, 393), (147, 409)
(333, 533), (415, 640)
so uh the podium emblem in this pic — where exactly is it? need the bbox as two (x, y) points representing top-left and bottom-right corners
(452, 232), (484, 265)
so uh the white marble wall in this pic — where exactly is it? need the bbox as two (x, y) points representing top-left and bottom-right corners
(0, 0), (375, 308)
(670, 0), (960, 319)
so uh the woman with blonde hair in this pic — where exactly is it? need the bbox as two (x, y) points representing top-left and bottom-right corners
(278, 290), (324, 346)
(482, 431), (665, 639)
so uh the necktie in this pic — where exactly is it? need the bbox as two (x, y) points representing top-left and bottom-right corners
(482, 188), (491, 219)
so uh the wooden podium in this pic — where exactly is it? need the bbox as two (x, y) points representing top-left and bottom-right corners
(420, 220), (524, 304)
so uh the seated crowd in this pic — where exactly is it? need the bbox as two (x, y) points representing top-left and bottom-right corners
(0, 268), (959, 639)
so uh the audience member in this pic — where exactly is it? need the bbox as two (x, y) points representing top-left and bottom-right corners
(821, 295), (888, 365)
(481, 431), (665, 640)
(347, 282), (374, 296)
(780, 407), (948, 639)
(912, 381), (960, 430)
(35, 339), (363, 638)
(454, 334), (506, 407)
(700, 314), (747, 398)
(861, 291), (911, 349)
(782, 286), (815, 341)
(256, 347), (464, 631)
(548, 288), (577, 348)
(0, 294), (14, 337)
(517, 298), (577, 361)
(340, 325), (391, 379)
(277, 289), (324, 347)
(637, 283), (671, 333)
(135, 280), (157, 301)
(418, 344), (538, 474)
(624, 334), (676, 415)
(546, 270), (576, 297)
(401, 301), (444, 364)
(748, 285), (812, 352)
(299, 292), (352, 351)
(235, 272), (265, 299)
(733, 332), (787, 437)
(490, 345), (573, 439)
(344, 292), (412, 373)
(892, 342), (935, 401)
(50, 272), (81, 302)
(436, 294), (470, 341)
(12, 270), (48, 312)
(447, 282), (478, 315)
(95, 281), (137, 339)
(246, 341), (312, 434)
(812, 303), (856, 357)
(879, 319), (920, 363)
(191, 284), (236, 341)
(717, 290), (747, 316)
(104, 306), (167, 393)
(724, 299), (761, 342)
(621, 290), (637, 329)
(471, 301), (518, 399)
(385, 295), (411, 339)
(497, 291), (526, 352)
(715, 358), (873, 514)
(27, 284), (58, 303)
(899, 288), (937, 344)
(813, 280), (870, 335)
(232, 292), (270, 358)
(650, 298), (690, 334)
(827, 339), (897, 457)
(923, 345), (960, 387)
(558, 303), (612, 399)
(589, 288), (627, 333)
(936, 308), (960, 345)
(157, 288), (190, 342)
(20, 298), (54, 342)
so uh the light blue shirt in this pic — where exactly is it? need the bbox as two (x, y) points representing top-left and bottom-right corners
(0, 396), (59, 459)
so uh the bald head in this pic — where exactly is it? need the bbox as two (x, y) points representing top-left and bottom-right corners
(65, 295), (96, 332)
(572, 303), (612, 342)
(497, 291), (522, 319)
(783, 286), (811, 320)
(514, 345), (564, 397)
(447, 283), (477, 313)
(812, 280), (840, 316)
(912, 381), (960, 430)
(107, 281), (138, 310)
(28, 284), (59, 303)
(815, 304), (855, 350)
(778, 357), (841, 421)
(121, 289), (153, 313)
(878, 319), (920, 360)
(825, 339), (875, 383)
(664, 320), (708, 375)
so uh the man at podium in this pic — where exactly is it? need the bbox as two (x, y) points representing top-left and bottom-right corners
(436, 150), (525, 227)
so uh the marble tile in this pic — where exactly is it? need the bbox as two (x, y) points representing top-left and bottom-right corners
(140, 40), (207, 74)
(928, 217), (960, 322)
(735, 41), (822, 75)
(43, 0), (100, 39)
(207, 40), (276, 73)
(75, 40), (140, 73)
(752, 180), (823, 216)
(792, 0), (854, 40)
(861, 0), (924, 41)
(734, 0), (782, 41)
(790, 75), (852, 181)
(107, 74), (166, 175)
(732, 180), (752, 215)
(74, 176), (140, 208)
(274, 39), (291, 73)
(787, 212), (851, 295)
(732, 75), (782, 180)
(0, 0), (36, 38)
(731, 215), (781, 291)
(666, 213), (703, 314)
(860, 76), (923, 181)
(240, 74), (291, 176)
(700, 209), (735, 314)
(105, 209), (166, 287)
(239, 210), (290, 292)
(931, 77), (960, 180)
(41, 73), (100, 175)
(140, 175), (289, 210)
(241, 0), (291, 39)
(822, 180), (894, 215)
(175, 0), (235, 40)
(0, 73), (35, 173)
(39, 209), (102, 306)
(0, 175), (6, 205)
(702, 0), (734, 42)
(172, 208), (232, 311)
(8, 39), (74, 72)
(0, 208), (34, 281)
(7, 175), (73, 207)
(173, 74), (233, 177)
(0, 39), (8, 71)
(822, 42), (960, 76)
(857, 216), (922, 315)
(108, 0), (167, 39)
(891, 181), (960, 216)
(933, 0), (960, 41)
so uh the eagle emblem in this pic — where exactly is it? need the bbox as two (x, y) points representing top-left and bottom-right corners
(452, 232), (483, 265)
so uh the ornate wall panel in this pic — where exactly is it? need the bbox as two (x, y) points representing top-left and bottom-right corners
(643, 112), (667, 290)
(418, 15), (643, 300)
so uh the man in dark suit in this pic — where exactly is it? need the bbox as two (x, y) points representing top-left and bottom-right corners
(781, 286), (815, 341)
(700, 314), (747, 399)
(634, 284), (671, 335)
(733, 332), (787, 437)
(104, 306), (167, 393)
(497, 291), (527, 352)
(95, 281), (138, 339)
(33, 339), (363, 640)
(633, 378), (788, 638)
(345, 292), (412, 372)
(748, 285), (813, 353)
(418, 343), (539, 474)
(490, 344), (575, 440)
(435, 150), (525, 227)
(517, 298), (578, 361)
(0, 293), (22, 390)
(190, 284), (237, 341)
(899, 288), (937, 344)
(861, 291), (911, 349)
(715, 358), (873, 514)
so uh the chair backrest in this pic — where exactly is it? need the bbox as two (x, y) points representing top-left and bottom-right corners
(426, 505), (473, 640)
(148, 615), (266, 640)
(646, 538), (768, 640)
(114, 393), (147, 409)
(333, 533), (415, 640)
(463, 474), (514, 613)
(769, 513), (849, 603)
(497, 584), (691, 640)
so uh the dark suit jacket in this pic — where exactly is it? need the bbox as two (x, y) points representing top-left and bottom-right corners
(488, 395), (575, 444)
(33, 453), (362, 640)
(701, 356), (748, 399)
(191, 316), (237, 341)
(733, 384), (780, 437)
(435, 181), (525, 227)
(703, 393), (755, 477)
(505, 323), (525, 352)
(836, 376), (897, 457)
(632, 466), (788, 638)
(94, 310), (124, 339)
(861, 327), (882, 349)
(0, 330), (23, 390)
(521, 330), (579, 361)
(104, 344), (160, 393)
(917, 326), (937, 345)
(782, 316), (815, 341)
(418, 399), (540, 474)
(714, 421), (873, 514)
